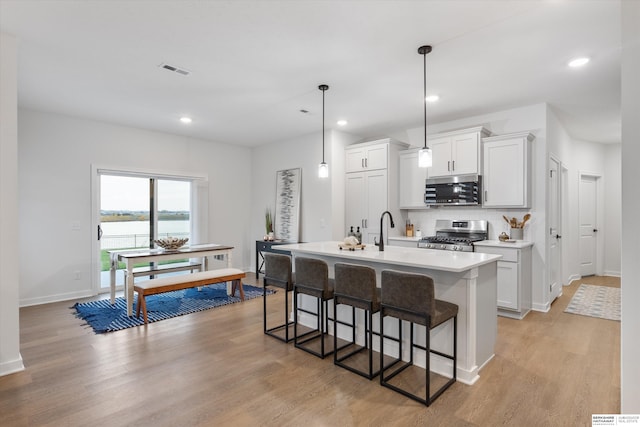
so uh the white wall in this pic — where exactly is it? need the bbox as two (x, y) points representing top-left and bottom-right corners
(18, 109), (252, 306)
(621, 0), (640, 412)
(0, 32), (24, 376)
(249, 129), (357, 270)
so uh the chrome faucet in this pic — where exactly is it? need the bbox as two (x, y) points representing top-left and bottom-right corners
(374, 211), (395, 251)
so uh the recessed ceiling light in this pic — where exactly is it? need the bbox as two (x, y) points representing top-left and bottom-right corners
(425, 94), (440, 103)
(180, 117), (192, 124)
(568, 57), (590, 68)
(337, 120), (348, 126)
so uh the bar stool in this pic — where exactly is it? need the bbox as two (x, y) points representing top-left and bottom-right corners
(293, 257), (335, 358)
(263, 253), (294, 342)
(379, 269), (458, 406)
(333, 262), (381, 379)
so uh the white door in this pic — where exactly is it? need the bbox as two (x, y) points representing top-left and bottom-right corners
(451, 133), (479, 175)
(548, 157), (562, 301)
(365, 169), (388, 245)
(345, 173), (366, 235)
(428, 137), (452, 177)
(579, 175), (598, 276)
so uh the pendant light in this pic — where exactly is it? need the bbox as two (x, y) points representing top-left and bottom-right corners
(418, 45), (433, 168)
(318, 84), (329, 178)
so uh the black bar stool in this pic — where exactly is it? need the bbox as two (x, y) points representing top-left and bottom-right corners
(263, 253), (294, 342)
(293, 257), (335, 358)
(333, 262), (382, 380)
(380, 269), (458, 406)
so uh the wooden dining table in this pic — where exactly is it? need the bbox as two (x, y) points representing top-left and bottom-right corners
(109, 243), (234, 316)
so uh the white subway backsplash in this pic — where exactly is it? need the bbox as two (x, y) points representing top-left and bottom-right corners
(407, 207), (532, 240)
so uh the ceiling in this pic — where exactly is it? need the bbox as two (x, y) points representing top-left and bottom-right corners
(0, 0), (621, 147)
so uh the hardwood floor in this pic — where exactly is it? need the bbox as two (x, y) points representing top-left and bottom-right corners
(0, 275), (620, 426)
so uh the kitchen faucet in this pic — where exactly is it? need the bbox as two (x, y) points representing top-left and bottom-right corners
(374, 211), (395, 251)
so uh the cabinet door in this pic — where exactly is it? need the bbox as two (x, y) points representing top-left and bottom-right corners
(428, 137), (453, 177)
(399, 151), (428, 208)
(345, 173), (366, 231)
(345, 148), (366, 173)
(365, 144), (388, 170)
(497, 260), (519, 310)
(451, 133), (479, 175)
(483, 138), (525, 207)
(364, 169), (388, 241)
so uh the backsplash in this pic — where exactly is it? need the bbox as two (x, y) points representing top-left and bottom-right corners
(402, 207), (533, 241)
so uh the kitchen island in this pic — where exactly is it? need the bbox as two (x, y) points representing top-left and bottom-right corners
(278, 241), (501, 385)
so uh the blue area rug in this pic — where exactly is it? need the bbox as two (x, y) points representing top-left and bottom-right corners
(73, 283), (274, 333)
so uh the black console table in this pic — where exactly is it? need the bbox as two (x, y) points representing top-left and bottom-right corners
(255, 240), (293, 279)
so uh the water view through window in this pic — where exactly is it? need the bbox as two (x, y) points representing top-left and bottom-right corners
(99, 175), (192, 285)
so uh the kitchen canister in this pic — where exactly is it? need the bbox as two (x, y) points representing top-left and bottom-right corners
(510, 228), (523, 240)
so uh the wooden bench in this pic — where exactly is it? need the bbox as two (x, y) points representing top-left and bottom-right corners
(134, 268), (246, 324)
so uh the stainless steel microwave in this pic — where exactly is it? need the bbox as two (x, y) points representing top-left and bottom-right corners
(424, 174), (482, 206)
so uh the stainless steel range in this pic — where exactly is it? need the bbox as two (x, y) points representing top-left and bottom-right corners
(418, 219), (488, 252)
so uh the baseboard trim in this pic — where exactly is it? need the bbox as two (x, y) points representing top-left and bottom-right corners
(20, 289), (94, 307)
(0, 355), (25, 377)
(566, 274), (581, 285)
(603, 270), (621, 277)
(532, 302), (550, 312)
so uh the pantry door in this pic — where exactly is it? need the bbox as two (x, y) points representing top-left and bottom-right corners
(579, 174), (599, 276)
(548, 156), (563, 302)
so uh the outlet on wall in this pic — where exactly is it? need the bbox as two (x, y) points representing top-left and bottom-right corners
(74, 270), (81, 280)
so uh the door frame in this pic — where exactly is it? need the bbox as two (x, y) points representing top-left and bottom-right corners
(90, 164), (208, 296)
(547, 154), (564, 303)
(578, 171), (603, 276)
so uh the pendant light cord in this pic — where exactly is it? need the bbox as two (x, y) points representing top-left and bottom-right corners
(322, 87), (325, 163)
(319, 84), (329, 163)
(418, 45), (432, 150)
(423, 50), (427, 150)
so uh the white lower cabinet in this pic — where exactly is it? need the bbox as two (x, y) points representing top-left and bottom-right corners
(475, 242), (533, 319)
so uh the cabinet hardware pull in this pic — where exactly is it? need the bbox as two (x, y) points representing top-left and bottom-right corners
(452, 160), (455, 171)
(448, 161), (450, 171)
(365, 158), (368, 168)
(484, 190), (487, 202)
(361, 158), (364, 168)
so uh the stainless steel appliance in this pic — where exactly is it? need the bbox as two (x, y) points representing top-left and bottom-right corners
(424, 174), (482, 206)
(418, 219), (488, 252)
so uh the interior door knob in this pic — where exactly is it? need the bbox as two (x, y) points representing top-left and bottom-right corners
(556, 234), (562, 239)
(593, 229), (598, 232)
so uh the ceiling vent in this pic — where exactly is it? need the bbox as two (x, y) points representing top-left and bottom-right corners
(159, 63), (191, 76)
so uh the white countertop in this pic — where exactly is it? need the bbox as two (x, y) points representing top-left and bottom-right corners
(474, 240), (534, 249)
(277, 241), (501, 273)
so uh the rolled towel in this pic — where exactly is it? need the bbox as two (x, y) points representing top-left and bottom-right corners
(344, 236), (359, 246)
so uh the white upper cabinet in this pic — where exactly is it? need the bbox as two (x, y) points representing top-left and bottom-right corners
(345, 140), (389, 173)
(482, 132), (534, 208)
(428, 127), (490, 177)
(398, 149), (429, 209)
(345, 138), (408, 243)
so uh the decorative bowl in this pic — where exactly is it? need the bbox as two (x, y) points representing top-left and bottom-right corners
(154, 237), (189, 250)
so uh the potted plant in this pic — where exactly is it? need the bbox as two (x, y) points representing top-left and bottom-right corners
(265, 208), (274, 241)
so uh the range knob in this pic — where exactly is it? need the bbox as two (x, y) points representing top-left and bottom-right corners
(452, 245), (459, 251)
(440, 244), (446, 249)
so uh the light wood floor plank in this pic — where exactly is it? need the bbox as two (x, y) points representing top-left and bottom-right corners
(0, 275), (620, 426)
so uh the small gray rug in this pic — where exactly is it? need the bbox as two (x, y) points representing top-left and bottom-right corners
(564, 284), (620, 321)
